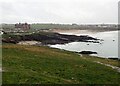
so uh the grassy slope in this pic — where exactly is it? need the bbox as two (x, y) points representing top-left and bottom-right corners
(2, 44), (120, 84)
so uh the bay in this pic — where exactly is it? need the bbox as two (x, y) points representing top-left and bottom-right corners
(50, 30), (119, 58)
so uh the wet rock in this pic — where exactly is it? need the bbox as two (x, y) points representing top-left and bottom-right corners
(108, 58), (119, 60)
(2, 32), (100, 45)
(79, 51), (97, 54)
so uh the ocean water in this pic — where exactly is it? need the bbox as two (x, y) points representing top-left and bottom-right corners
(50, 30), (119, 58)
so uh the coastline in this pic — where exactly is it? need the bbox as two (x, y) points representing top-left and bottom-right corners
(49, 30), (119, 59)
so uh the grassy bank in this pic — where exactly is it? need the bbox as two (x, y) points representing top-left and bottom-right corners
(2, 44), (120, 84)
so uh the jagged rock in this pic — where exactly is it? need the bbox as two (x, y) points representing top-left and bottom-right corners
(108, 58), (119, 60)
(79, 51), (97, 54)
(2, 32), (100, 45)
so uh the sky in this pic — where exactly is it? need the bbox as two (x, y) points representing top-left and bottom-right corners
(0, 0), (119, 24)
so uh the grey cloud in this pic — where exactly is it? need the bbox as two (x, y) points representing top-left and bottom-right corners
(0, 0), (119, 24)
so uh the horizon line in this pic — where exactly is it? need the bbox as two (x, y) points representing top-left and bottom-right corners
(0, 22), (118, 25)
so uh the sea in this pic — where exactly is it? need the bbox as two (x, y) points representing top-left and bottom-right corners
(50, 30), (119, 59)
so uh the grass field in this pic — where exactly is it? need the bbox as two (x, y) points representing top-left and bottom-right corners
(2, 44), (120, 84)
(1, 24), (118, 32)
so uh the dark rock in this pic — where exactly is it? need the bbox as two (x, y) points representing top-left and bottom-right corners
(79, 51), (97, 54)
(100, 39), (104, 41)
(2, 32), (100, 45)
(2, 38), (18, 44)
(108, 58), (119, 60)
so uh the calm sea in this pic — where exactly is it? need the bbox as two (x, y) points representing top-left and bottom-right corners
(50, 30), (119, 58)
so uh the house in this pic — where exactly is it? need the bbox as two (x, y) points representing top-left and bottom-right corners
(15, 23), (30, 31)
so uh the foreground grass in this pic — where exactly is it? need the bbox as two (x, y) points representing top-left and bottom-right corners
(2, 44), (120, 84)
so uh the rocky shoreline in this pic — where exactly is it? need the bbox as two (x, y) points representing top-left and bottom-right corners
(2, 32), (120, 60)
(2, 32), (100, 45)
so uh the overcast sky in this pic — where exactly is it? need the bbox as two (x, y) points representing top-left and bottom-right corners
(0, 0), (119, 24)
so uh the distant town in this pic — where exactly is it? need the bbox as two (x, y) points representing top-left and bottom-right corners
(0, 23), (119, 34)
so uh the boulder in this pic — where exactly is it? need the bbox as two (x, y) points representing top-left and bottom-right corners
(79, 51), (97, 54)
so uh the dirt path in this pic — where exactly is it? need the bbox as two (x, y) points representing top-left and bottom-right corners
(94, 61), (120, 73)
(0, 68), (2, 72)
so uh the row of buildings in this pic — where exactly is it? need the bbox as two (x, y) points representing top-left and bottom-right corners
(15, 23), (30, 30)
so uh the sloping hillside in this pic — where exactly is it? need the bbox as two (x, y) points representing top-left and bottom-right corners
(2, 44), (120, 84)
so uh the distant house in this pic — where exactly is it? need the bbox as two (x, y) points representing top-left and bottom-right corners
(15, 23), (30, 31)
(72, 23), (78, 26)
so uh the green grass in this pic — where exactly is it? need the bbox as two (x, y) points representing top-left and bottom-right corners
(1, 24), (76, 30)
(2, 44), (120, 84)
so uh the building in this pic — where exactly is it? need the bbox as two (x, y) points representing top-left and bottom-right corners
(15, 23), (30, 31)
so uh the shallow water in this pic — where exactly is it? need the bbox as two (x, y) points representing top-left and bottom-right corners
(50, 30), (119, 58)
